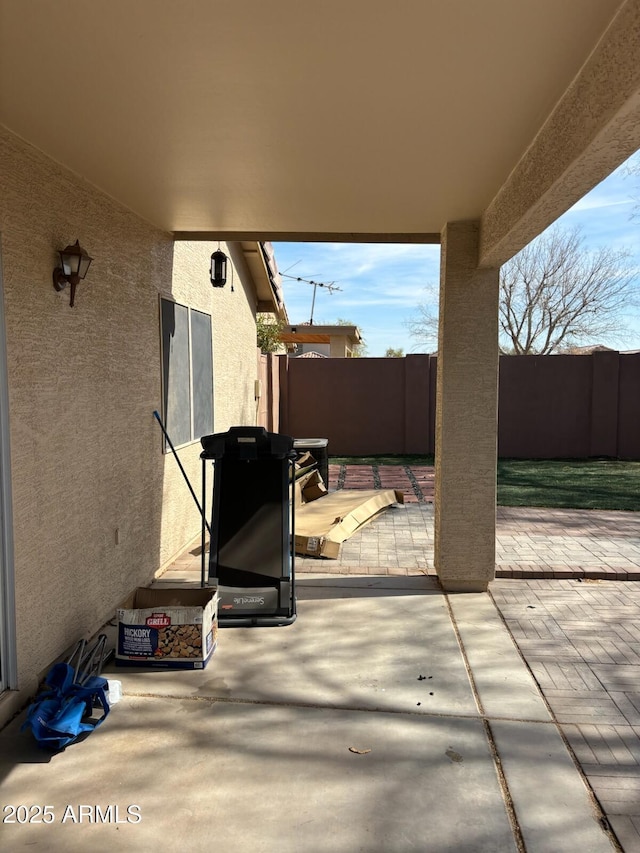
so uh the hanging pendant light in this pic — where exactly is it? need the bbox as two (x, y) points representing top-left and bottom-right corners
(210, 246), (228, 288)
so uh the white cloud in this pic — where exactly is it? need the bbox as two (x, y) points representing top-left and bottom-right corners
(277, 241), (440, 324)
(569, 197), (632, 213)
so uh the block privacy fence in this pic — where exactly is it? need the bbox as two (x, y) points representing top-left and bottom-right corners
(258, 350), (640, 459)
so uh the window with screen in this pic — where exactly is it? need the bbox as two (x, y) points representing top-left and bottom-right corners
(160, 298), (213, 447)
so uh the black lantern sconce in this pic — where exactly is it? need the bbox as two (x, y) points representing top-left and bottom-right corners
(210, 247), (228, 288)
(53, 240), (93, 307)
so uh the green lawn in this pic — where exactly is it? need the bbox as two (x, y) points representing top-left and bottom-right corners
(330, 455), (640, 512)
(496, 459), (640, 512)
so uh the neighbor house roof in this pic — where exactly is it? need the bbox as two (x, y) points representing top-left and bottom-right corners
(279, 325), (362, 346)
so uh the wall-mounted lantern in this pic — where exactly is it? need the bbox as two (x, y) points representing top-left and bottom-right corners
(53, 240), (93, 307)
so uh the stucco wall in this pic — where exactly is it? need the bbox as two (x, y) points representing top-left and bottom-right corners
(162, 242), (259, 559)
(0, 128), (258, 724)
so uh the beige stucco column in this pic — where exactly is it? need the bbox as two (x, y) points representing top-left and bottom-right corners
(434, 221), (500, 592)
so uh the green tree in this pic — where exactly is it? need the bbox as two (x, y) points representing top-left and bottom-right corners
(384, 347), (404, 357)
(256, 314), (285, 353)
(333, 318), (368, 357)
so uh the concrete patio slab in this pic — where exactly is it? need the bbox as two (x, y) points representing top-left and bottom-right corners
(111, 576), (479, 717)
(0, 700), (515, 853)
(0, 575), (615, 852)
(448, 593), (551, 722)
(491, 719), (612, 853)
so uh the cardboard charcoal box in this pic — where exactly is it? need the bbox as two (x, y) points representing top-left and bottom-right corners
(115, 587), (218, 669)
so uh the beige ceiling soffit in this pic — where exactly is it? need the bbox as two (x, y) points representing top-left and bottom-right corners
(173, 232), (441, 244)
(479, 0), (640, 269)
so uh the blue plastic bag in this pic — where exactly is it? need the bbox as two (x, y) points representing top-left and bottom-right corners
(22, 661), (110, 751)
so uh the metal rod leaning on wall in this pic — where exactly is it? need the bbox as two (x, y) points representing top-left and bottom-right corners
(152, 410), (212, 537)
(201, 457), (207, 589)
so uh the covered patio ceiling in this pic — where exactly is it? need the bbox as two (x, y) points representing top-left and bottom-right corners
(1, 0), (639, 265)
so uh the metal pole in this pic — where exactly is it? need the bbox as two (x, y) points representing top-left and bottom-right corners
(309, 282), (317, 324)
(201, 457), (207, 588)
(153, 410), (212, 536)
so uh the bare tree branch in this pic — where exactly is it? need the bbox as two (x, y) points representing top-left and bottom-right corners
(625, 155), (640, 220)
(404, 291), (439, 352)
(407, 225), (638, 355)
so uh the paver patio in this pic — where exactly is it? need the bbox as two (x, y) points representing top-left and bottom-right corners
(317, 464), (640, 581)
(491, 578), (640, 852)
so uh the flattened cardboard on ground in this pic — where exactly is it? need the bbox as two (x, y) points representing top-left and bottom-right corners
(295, 489), (404, 558)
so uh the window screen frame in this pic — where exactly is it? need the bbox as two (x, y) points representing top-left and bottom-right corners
(160, 297), (214, 450)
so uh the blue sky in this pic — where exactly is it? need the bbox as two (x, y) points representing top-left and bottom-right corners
(272, 150), (640, 357)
